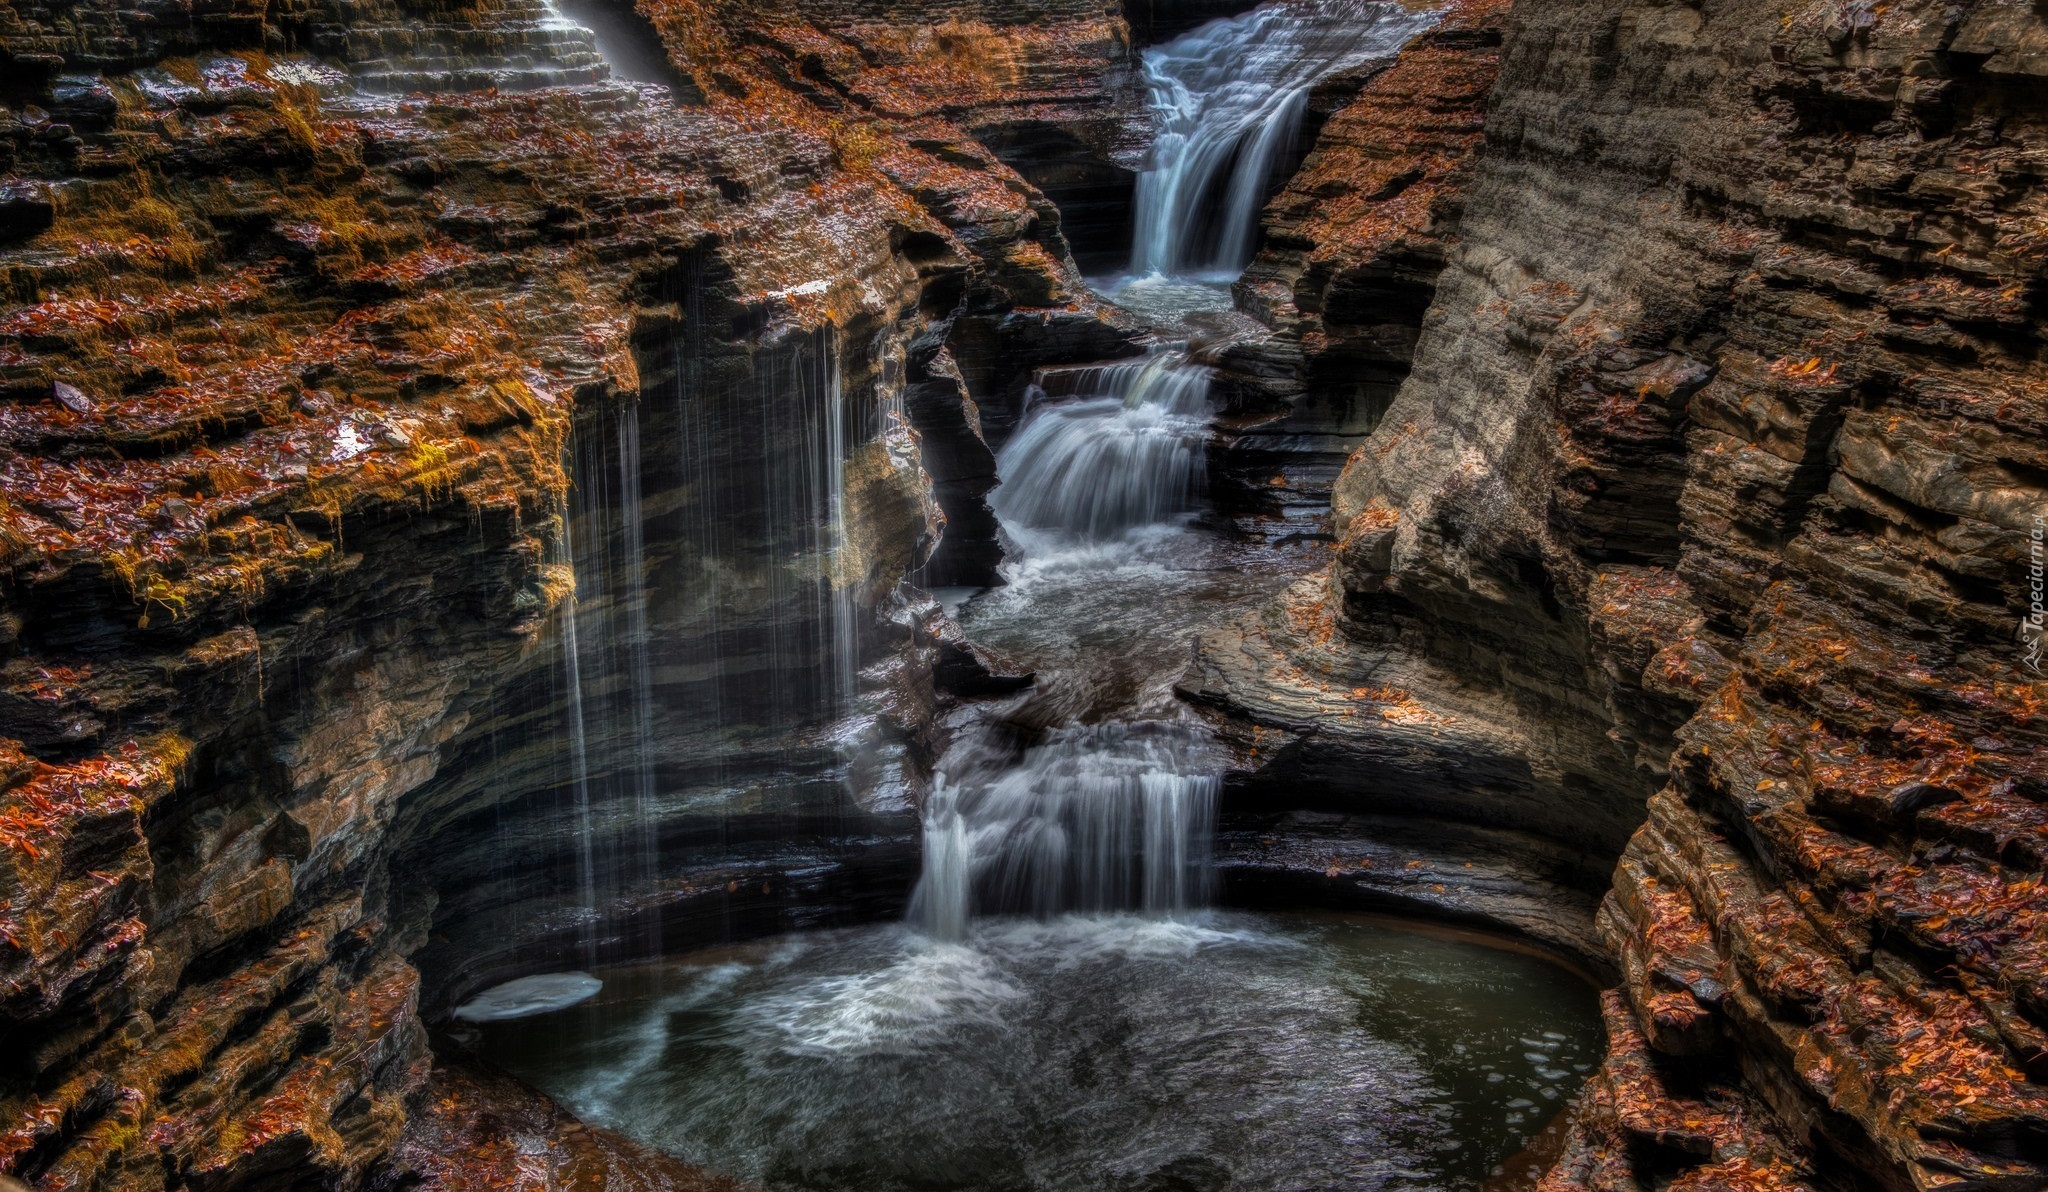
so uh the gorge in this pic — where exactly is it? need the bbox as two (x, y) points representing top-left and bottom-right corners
(2, 0), (2047, 1188)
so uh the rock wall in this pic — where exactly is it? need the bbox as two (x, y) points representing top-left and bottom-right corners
(0, 0), (1127, 1184)
(1206, 0), (2048, 1186)
(9, 0), (2047, 1186)
(1214, 0), (1507, 536)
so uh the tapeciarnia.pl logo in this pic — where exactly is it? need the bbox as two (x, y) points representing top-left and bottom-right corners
(2026, 514), (2045, 675)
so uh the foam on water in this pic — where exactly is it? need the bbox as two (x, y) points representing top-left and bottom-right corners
(475, 912), (1605, 1191)
(454, 972), (604, 1022)
(740, 938), (1024, 1057)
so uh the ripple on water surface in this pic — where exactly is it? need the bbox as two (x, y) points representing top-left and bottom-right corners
(471, 912), (1601, 1192)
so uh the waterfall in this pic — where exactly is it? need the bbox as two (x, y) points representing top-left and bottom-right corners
(542, 323), (867, 958)
(557, 529), (600, 966)
(615, 402), (661, 917)
(904, 0), (1443, 949)
(910, 722), (1219, 940)
(556, 396), (662, 957)
(823, 353), (859, 709)
(990, 350), (1214, 542)
(1128, 0), (1439, 277)
(770, 334), (858, 716)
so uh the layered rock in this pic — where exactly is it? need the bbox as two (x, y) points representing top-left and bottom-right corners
(1203, 0), (2048, 1187)
(1210, 0), (1508, 538)
(0, 0), (1124, 1184)
(378, 1055), (749, 1192)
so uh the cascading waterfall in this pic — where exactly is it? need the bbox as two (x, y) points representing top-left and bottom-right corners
(914, 350), (1226, 941)
(537, 0), (1438, 958)
(913, 2), (1438, 942)
(1128, 0), (1438, 277)
(909, 722), (1219, 940)
(989, 350), (1214, 542)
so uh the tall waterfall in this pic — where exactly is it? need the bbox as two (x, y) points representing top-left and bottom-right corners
(915, 349), (1226, 939)
(1128, 0), (1438, 277)
(556, 395), (663, 960)
(989, 350), (1214, 542)
(549, 328), (861, 956)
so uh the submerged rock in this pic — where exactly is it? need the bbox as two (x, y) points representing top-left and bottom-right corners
(452, 972), (604, 1022)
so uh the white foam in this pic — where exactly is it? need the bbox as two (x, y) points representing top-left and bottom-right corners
(743, 940), (1024, 1056)
(454, 972), (603, 1021)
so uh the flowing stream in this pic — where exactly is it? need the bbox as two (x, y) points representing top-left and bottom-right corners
(1126, 0), (1438, 277)
(468, 2), (1601, 1187)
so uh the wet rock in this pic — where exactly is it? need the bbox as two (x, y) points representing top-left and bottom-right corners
(1212, 0), (1510, 540)
(932, 622), (1035, 699)
(378, 1055), (751, 1191)
(49, 381), (91, 413)
(0, 184), (54, 243)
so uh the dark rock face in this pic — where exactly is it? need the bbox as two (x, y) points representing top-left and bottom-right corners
(973, 120), (1138, 273)
(1201, 0), (2048, 1186)
(1122, 0), (1261, 46)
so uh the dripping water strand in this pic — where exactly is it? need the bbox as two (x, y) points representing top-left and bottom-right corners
(557, 514), (600, 969)
(824, 348), (858, 710)
(617, 399), (660, 954)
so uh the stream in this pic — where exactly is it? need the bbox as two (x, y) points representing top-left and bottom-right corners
(467, 2), (1602, 1188)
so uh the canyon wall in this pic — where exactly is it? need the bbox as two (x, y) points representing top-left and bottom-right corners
(1205, 0), (2048, 1187)
(0, 0), (1132, 1184)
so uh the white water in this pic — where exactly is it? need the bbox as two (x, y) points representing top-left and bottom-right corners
(454, 972), (603, 1022)
(990, 350), (1214, 546)
(922, 0), (1441, 941)
(909, 721), (1220, 940)
(476, 913), (1605, 1190)
(1128, 0), (1438, 277)
(919, 349), (1227, 940)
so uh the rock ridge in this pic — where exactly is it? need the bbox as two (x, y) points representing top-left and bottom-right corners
(1203, 0), (2048, 1186)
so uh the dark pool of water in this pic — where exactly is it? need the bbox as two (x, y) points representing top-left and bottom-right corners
(470, 911), (1600, 1192)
